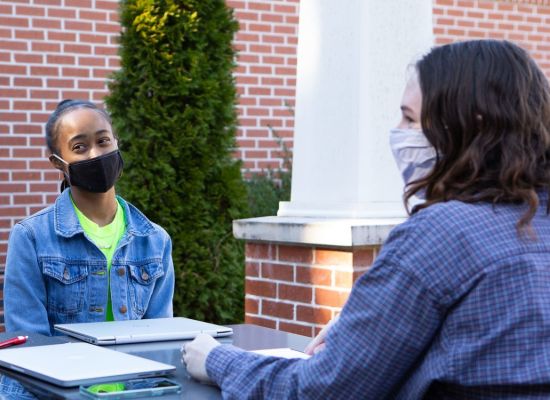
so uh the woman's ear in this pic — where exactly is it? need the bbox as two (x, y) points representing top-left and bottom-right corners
(49, 154), (66, 171)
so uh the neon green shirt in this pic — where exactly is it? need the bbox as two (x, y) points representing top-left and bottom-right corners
(71, 196), (126, 321)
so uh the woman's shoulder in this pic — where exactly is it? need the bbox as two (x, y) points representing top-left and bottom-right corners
(15, 203), (55, 229)
(389, 200), (478, 239)
(7, 204), (55, 246)
(380, 199), (523, 292)
(389, 199), (524, 260)
(400, 199), (500, 237)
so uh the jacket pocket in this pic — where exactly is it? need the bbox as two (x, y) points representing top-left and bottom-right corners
(42, 259), (88, 314)
(127, 262), (164, 316)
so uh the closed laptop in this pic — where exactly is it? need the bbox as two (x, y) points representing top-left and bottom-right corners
(0, 342), (175, 387)
(54, 317), (233, 345)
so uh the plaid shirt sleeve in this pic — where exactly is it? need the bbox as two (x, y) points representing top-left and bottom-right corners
(206, 247), (443, 399)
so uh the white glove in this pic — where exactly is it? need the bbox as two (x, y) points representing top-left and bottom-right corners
(182, 333), (221, 384)
(304, 314), (339, 355)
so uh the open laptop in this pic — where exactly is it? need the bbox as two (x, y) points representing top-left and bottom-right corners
(0, 342), (175, 387)
(54, 317), (233, 345)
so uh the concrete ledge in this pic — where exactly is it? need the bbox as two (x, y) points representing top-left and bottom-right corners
(233, 216), (406, 248)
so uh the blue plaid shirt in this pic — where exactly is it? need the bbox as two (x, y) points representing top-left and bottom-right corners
(206, 195), (550, 399)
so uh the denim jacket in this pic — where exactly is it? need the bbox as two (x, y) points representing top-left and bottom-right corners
(3, 189), (175, 335)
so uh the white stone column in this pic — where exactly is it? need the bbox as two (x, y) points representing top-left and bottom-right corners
(277, 0), (434, 219)
(235, 0), (433, 247)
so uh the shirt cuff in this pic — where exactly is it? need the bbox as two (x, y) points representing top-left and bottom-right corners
(206, 344), (247, 384)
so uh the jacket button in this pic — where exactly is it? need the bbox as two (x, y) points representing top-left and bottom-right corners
(119, 305), (127, 314)
(63, 268), (70, 280)
(141, 271), (149, 281)
(117, 267), (125, 276)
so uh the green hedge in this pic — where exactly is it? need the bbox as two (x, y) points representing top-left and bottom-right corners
(106, 0), (248, 324)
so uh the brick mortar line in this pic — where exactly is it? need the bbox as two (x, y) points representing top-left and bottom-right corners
(246, 277), (354, 292)
(235, 19), (299, 25)
(3, 16), (118, 22)
(0, 37), (119, 42)
(245, 312), (324, 330)
(234, 72), (298, 76)
(246, 295), (343, 312)
(0, 41), (119, 47)
(237, 116), (295, 119)
(247, 260), (368, 271)
(234, 83), (297, 88)
(235, 30), (298, 37)
(260, 297), (309, 306)
(245, 310), (319, 325)
(0, 64), (118, 71)
(436, 18), (550, 24)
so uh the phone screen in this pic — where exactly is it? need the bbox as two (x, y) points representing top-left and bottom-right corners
(80, 377), (181, 398)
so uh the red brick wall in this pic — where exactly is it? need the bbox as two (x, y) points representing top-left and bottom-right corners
(230, 0), (298, 173)
(244, 243), (377, 336)
(434, 0), (550, 76)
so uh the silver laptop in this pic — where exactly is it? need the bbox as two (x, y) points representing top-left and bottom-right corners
(54, 317), (233, 345)
(0, 342), (175, 387)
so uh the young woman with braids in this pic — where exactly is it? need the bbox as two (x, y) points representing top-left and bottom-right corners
(183, 40), (550, 399)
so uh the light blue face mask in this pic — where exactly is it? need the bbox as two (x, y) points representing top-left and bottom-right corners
(389, 128), (437, 197)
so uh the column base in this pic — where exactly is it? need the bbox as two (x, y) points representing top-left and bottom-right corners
(234, 216), (404, 336)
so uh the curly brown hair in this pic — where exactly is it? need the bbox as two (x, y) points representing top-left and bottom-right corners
(406, 40), (550, 231)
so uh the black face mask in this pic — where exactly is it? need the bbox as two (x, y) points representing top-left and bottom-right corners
(54, 150), (124, 193)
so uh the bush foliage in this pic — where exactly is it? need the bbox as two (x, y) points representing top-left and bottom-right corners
(106, 0), (248, 324)
(245, 129), (292, 217)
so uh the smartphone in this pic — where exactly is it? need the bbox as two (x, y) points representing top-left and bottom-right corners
(80, 377), (181, 399)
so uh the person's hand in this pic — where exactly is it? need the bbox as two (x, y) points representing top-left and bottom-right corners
(304, 314), (339, 355)
(181, 333), (221, 384)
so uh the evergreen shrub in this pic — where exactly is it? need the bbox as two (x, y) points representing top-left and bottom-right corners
(106, 0), (248, 324)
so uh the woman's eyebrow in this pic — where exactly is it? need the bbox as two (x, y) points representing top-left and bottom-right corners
(68, 133), (89, 144)
(68, 129), (110, 144)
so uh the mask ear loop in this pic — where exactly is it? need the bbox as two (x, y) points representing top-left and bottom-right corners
(51, 153), (68, 165)
(51, 154), (71, 193)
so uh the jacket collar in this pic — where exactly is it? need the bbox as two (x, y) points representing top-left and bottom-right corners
(54, 189), (156, 238)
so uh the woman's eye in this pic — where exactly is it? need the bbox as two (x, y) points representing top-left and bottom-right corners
(72, 144), (86, 152)
(98, 137), (111, 145)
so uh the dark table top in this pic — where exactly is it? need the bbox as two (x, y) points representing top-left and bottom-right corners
(0, 324), (311, 399)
